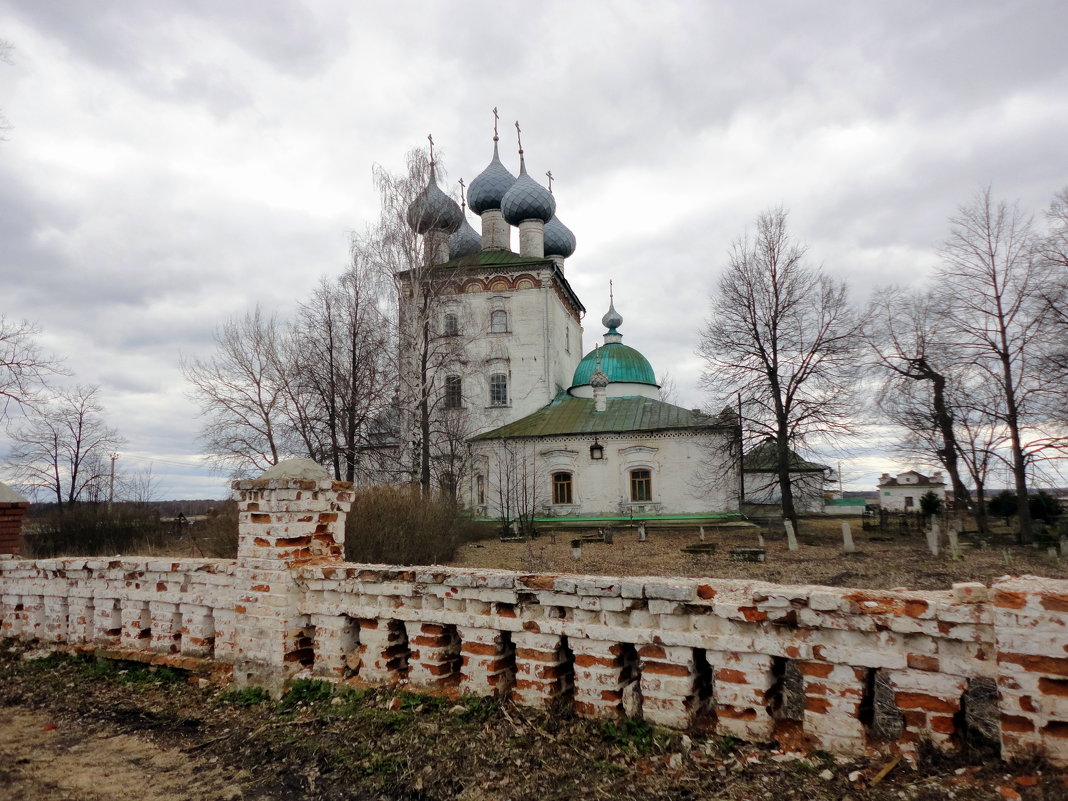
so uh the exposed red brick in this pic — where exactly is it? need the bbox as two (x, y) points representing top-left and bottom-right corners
(784, 645), (802, 659)
(901, 710), (927, 728)
(998, 653), (1068, 677)
(643, 661), (691, 677)
(907, 653), (940, 672)
(234, 605), (247, 614)
(1039, 677), (1068, 696)
(1014, 776), (1039, 787)
(904, 600), (929, 617)
(994, 591), (1028, 609)
(797, 661), (834, 678)
(522, 620), (541, 633)
(599, 689), (622, 702)
(1041, 594), (1068, 613)
(715, 668), (749, 684)
(638, 644), (666, 659)
(696, 585), (716, 600)
(1020, 695), (1037, 713)
(494, 604), (517, 618)
(895, 692), (958, 713)
(318, 512), (338, 523)
(518, 575), (557, 590)
(717, 706), (757, 720)
(574, 653), (618, 669)
(462, 642), (501, 656)
(250, 584), (270, 593)
(1041, 721), (1068, 739)
(253, 537), (270, 547)
(805, 697), (831, 714)
(930, 715), (956, 734)
(740, 607), (767, 622)
(250, 513), (271, 523)
(515, 647), (555, 662)
(1000, 714), (1036, 733)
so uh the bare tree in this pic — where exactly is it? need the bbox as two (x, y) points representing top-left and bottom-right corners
(865, 286), (973, 508)
(1040, 188), (1068, 421)
(487, 439), (546, 535)
(935, 187), (1063, 542)
(6, 385), (124, 506)
(1, 315), (66, 421)
(182, 307), (292, 476)
(698, 207), (861, 532)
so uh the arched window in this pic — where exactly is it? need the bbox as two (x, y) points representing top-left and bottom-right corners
(490, 309), (508, 333)
(444, 375), (462, 409)
(552, 472), (573, 505)
(476, 474), (485, 506)
(489, 373), (508, 406)
(443, 313), (459, 336)
(630, 469), (652, 502)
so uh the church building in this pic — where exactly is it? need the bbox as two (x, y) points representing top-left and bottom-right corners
(397, 122), (739, 526)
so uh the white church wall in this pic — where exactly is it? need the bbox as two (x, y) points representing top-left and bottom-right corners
(470, 429), (737, 521)
(744, 472), (827, 513)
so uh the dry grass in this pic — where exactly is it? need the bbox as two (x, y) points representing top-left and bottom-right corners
(449, 516), (1068, 590)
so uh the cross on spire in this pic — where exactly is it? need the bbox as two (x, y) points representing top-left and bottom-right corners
(514, 120), (523, 154)
(492, 107), (499, 140)
(545, 170), (554, 193)
(427, 133), (435, 167)
(458, 177), (467, 211)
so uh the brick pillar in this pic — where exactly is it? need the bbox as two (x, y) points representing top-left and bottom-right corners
(180, 603), (216, 658)
(638, 644), (700, 728)
(230, 459), (353, 691)
(121, 601), (152, 651)
(798, 661), (868, 753)
(885, 668), (967, 749)
(93, 597), (122, 645)
(150, 601), (183, 654)
(711, 651), (776, 741)
(511, 632), (572, 708)
(43, 596), (69, 643)
(992, 575), (1068, 766)
(356, 618), (409, 682)
(311, 614), (358, 679)
(458, 627), (515, 697)
(0, 483), (29, 554)
(569, 638), (640, 720)
(68, 595), (94, 644)
(408, 623), (461, 688)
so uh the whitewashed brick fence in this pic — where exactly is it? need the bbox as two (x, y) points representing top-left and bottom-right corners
(2, 459), (1067, 764)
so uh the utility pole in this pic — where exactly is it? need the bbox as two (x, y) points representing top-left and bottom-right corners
(108, 452), (119, 506)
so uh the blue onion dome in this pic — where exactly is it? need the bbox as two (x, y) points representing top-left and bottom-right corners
(449, 213), (481, 258)
(501, 151), (556, 225)
(543, 214), (577, 258)
(468, 137), (516, 215)
(406, 163), (463, 235)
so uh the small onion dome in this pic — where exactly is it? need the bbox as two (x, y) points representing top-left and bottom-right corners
(543, 214), (576, 258)
(589, 365), (609, 389)
(406, 164), (463, 234)
(468, 138), (516, 214)
(602, 298), (623, 331)
(501, 152), (556, 225)
(448, 214), (482, 259)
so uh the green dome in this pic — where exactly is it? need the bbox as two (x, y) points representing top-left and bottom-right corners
(571, 342), (657, 388)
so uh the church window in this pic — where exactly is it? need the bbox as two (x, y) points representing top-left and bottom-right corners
(490, 309), (509, 333)
(443, 313), (459, 336)
(476, 475), (485, 505)
(630, 469), (652, 502)
(444, 375), (462, 409)
(565, 327), (570, 353)
(552, 472), (573, 505)
(489, 373), (508, 406)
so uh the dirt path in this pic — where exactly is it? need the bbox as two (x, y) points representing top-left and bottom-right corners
(0, 707), (250, 801)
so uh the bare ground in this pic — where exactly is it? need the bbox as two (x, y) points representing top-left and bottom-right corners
(449, 518), (1068, 590)
(2, 642), (1067, 801)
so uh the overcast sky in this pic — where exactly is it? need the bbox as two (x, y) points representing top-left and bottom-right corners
(2, 1), (1066, 499)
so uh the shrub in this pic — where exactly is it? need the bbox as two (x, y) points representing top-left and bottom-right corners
(985, 490), (1062, 522)
(23, 503), (168, 557)
(344, 485), (493, 565)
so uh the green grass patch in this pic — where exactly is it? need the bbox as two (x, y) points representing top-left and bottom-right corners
(600, 718), (655, 753)
(278, 679), (334, 710)
(218, 686), (272, 707)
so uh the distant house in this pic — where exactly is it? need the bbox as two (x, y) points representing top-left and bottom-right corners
(877, 470), (946, 512)
(742, 439), (831, 513)
(824, 497), (868, 516)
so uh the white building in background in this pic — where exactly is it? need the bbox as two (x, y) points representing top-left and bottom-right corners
(397, 122), (740, 524)
(877, 470), (946, 512)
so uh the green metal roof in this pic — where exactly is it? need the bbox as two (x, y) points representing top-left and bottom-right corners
(571, 342), (657, 387)
(471, 395), (723, 440)
(742, 439), (830, 473)
(439, 249), (549, 269)
(825, 498), (866, 507)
